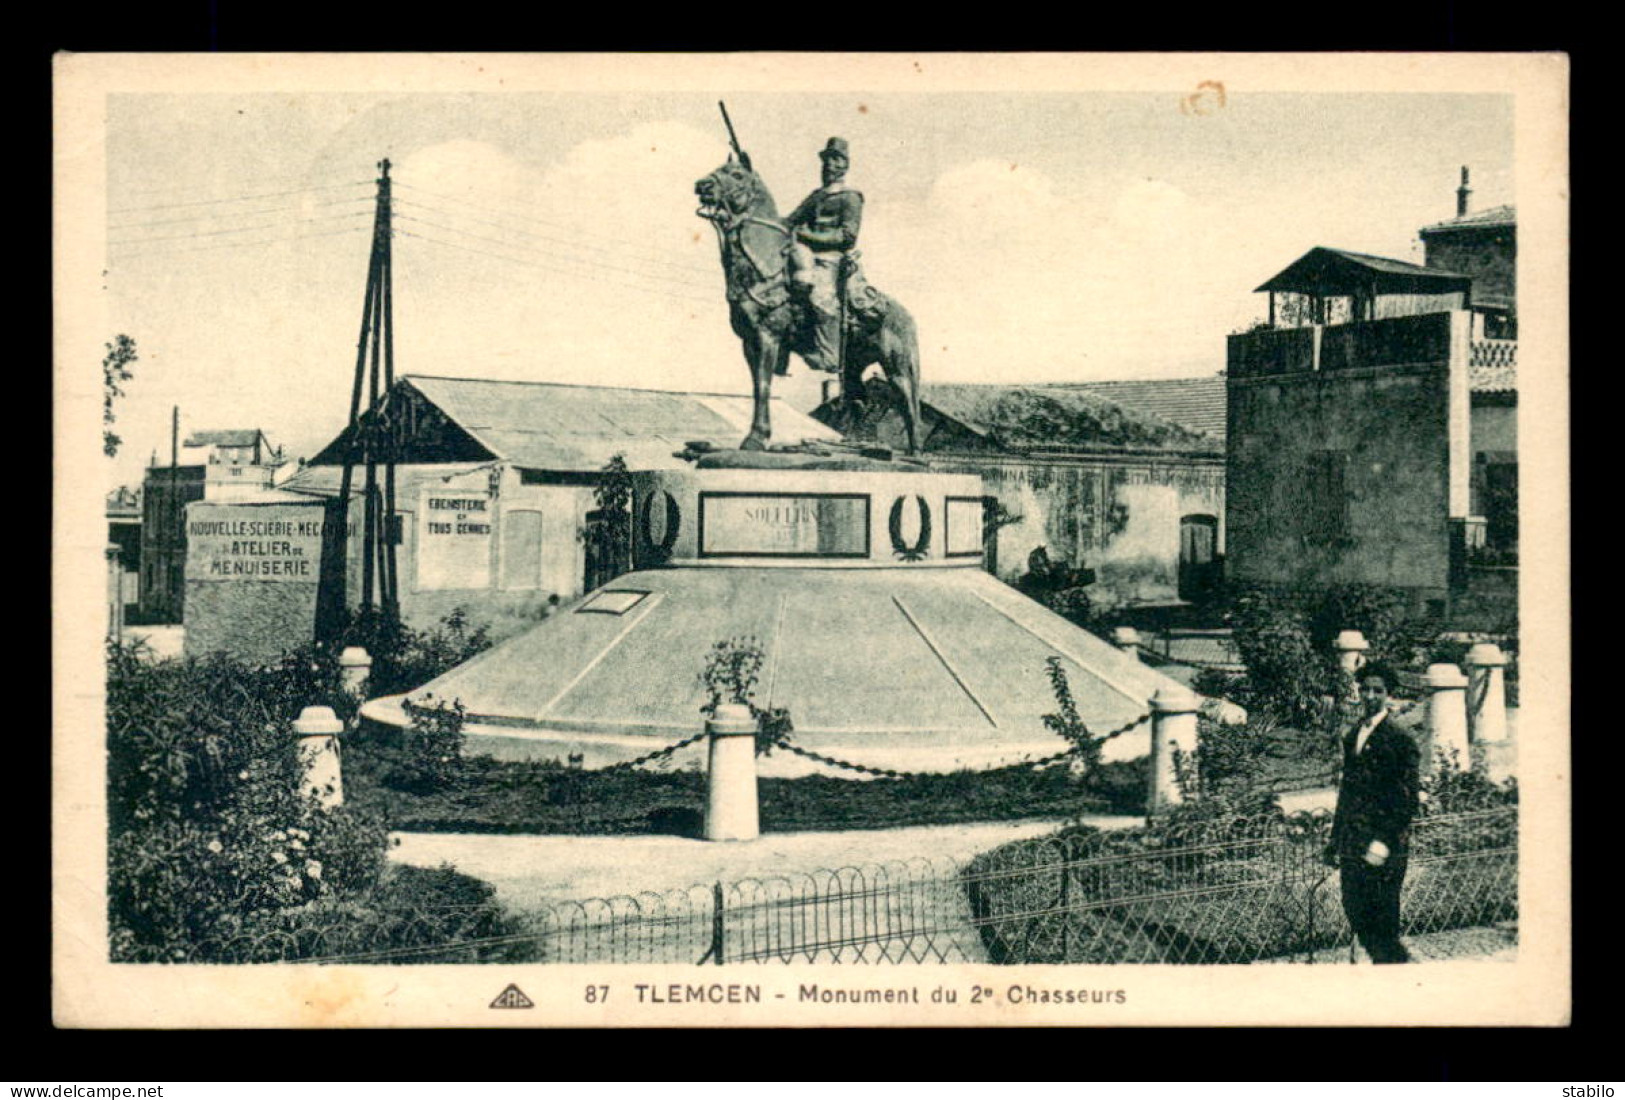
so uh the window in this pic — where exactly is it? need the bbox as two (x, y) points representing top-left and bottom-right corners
(1302, 451), (1350, 545)
(501, 510), (544, 590)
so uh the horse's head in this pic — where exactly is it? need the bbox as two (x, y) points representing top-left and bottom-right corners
(695, 158), (770, 224)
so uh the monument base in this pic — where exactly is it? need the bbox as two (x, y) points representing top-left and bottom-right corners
(360, 459), (1181, 775)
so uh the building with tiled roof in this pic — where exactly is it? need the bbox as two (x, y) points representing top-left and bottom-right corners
(811, 376), (1226, 609)
(1420, 169), (1517, 333)
(1046, 376), (1228, 443)
(1225, 167), (1518, 629)
(1420, 203), (1515, 234)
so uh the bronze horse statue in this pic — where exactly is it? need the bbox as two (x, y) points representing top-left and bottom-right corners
(695, 158), (923, 453)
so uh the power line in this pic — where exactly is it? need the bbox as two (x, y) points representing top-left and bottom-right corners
(107, 223), (371, 262)
(107, 180), (373, 216)
(109, 209), (373, 246)
(395, 196), (716, 278)
(394, 181), (719, 270)
(396, 229), (715, 305)
(394, 212), (716, 294)
(108, 195), (374, 232)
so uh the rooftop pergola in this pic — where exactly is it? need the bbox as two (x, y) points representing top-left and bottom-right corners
(1255, 247), (1473, 326)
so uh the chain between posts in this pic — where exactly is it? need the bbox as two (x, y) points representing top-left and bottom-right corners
(594, 731), (708, 774)
(769, 712), (1153, 780)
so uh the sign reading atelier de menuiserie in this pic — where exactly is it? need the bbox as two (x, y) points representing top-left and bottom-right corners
(418, 488), (494, 588)
(185, 510), (327, 581)
(699, 492), (869, 558)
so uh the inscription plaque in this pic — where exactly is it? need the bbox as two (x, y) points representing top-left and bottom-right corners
(945, 497), (986, 558)
(698, 492), (870, 558)
(186, 508), (330, 582)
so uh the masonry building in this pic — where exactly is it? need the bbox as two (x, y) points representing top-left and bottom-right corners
(180, 375), (841, 659)
(1225, 176), (1517, 628)
(815, 376), (1227, 610)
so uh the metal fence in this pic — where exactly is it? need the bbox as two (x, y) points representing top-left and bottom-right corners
(136, 801), (1514, 965)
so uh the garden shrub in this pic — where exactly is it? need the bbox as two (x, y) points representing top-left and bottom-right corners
(1172, 716), (1280, 806)
(1226, 588), (1336, 724)
(394, 694), (468, 793)
(106, 640), (513, 964)
(699, 636), (791, 756)
(343, 606), (493, 697)
(963, 782), (1516, 965)
(1041, 656), (1105, 774)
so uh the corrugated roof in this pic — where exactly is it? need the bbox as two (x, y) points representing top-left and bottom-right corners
(1421, 204), (1516, 234)
(1042, 376), (1227, 442)
(920, 382), (1221, 454)
(1256, 247), (1472, 294)
(322, 375), (841, 472)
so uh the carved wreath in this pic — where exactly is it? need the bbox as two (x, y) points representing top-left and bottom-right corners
(888, 495), (932, 561)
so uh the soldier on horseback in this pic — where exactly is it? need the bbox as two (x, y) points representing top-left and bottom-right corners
(785, 137), (863, 374)
(695, 109), (922, 453)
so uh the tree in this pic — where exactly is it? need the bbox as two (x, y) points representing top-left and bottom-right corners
(103, 335), (139, 457)
(587, 454), (634, 587)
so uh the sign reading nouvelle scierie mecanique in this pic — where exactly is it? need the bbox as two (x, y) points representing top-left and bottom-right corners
(186, 508), (328, 581)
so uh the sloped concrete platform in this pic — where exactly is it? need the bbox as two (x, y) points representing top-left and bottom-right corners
(362, 564), (1177, 775)
(362, 460), (1184, 777)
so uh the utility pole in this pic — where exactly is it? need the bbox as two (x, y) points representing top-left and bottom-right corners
(337, 158), (400, 621)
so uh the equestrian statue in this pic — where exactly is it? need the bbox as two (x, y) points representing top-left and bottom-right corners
(694, 106), (923, 454)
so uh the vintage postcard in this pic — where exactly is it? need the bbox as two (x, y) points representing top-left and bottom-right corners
(54, 52), (1569, 1027)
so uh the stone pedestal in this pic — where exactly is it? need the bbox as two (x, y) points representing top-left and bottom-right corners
(1466, 642), (1511, 781)
(294, 705), (345, 808)
(1150, 684), (1201, 813)
(339, 646), (373, 698)
(106, 544), (124, 643)
(1111, 626), (1142, 662)
(1426, 663), (1471, 774)
(1335, 630), (1370, 699)
(705, 704), (760, 841)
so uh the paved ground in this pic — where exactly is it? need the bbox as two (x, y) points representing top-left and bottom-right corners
(389, 815), (1140, 911)
(1258, 923), (1518, 965)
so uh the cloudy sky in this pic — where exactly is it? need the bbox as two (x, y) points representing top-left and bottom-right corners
(99, 86), (1513, 486)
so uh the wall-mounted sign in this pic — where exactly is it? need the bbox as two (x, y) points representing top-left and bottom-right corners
(698, 492), (869, 558)
(418, 489), (493, 589)
(186, 507), (329, 582)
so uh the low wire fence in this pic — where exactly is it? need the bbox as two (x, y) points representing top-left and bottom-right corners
(135, 803), (1515, 965)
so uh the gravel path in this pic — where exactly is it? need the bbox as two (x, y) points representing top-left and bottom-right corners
(390, 815), (1139, 912)
(1258, 923), (1518, 964)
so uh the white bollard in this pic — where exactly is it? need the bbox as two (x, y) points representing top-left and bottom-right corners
(294, 705), (345, 808)
(1466, 642), (1511, 782)
(339, 646), (373, 698)
(1425, 663), (1471, 775)
(1111, 626), (1142, 662)
(1465, 643), (1509, 745)
(1335, 630), (1370, 699)
(704, 703), (760, 842)
(105, 545), (124, 643)
(1149, 685), (1202, 814)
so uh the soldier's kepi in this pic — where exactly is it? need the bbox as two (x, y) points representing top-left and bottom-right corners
(786, 137), (864, 374)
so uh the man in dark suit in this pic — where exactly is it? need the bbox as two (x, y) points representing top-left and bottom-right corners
(1325, 661), (1421, 963)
